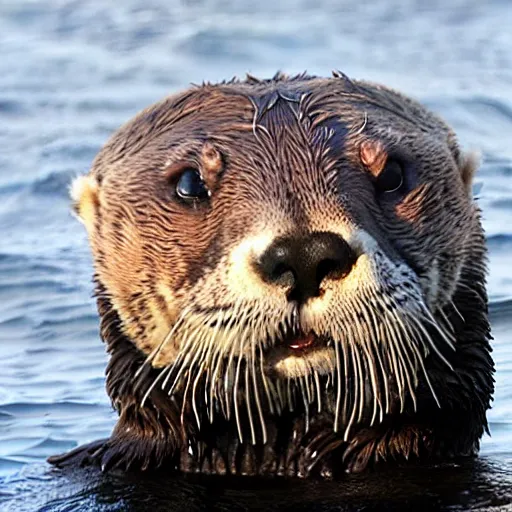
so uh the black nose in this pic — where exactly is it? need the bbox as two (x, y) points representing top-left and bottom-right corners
(257, 231), (356, 302)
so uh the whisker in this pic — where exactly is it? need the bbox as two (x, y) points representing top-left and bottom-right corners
(180, 332), (210, 425)
(259, 339), (275, 415)
(353, 340), (365, 424)
(365, 297), (390, 416)
(276, 379), (285, 412)
(251, 326), (267, 444)
(404, 320), (441, 408)
(286, 377), (294, 412)
(399, 324), (420, 410)
(353, 296), (382, 425)
(233, 332), (245, 443)
(387, 311), (416, 413)
(344, 338), (358, 442)
(223, 299), (246, 420)
(437, 307), (455, 334)
(333, 337), (343, 433)
(408, 314), (454, 371)
(314, 370), (322, 413)
(380, 315), (404, 412)
(192, 360), (207, 430)
(160, 323), (194, 391)
(135, 307), (191, 379)
(305, 374), (313, 405)
(140, 366), (169, 408)
(180, 367), (194, 427)
(166, 322), (208, 396)
(208, 310), (227, 421)
(342, 301), (368, 425)
(197, 330), (217, 424)
(449, 300), (465, 323)
(419, 306), (457, 350)
(392, 314), (419, 411)
(245, 362), (257, 445)
(299, 376), (310, 434)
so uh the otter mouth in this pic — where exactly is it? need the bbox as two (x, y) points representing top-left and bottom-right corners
(274, 317), (319, 351)
(273, 322), (326, 357)
(265, 326), (335, 379)
(283, 330), (319, 351)
(206, 312), (325, 355)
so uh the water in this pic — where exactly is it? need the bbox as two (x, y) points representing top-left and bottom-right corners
(0, 0), (511, 510)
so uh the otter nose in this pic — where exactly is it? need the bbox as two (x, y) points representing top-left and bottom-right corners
(257, 231), (356, 302)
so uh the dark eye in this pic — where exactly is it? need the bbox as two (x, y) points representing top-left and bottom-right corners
(375, 159), (404, 194)
(176, 168), (209, 201)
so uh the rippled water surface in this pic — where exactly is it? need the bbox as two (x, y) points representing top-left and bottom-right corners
(1, 1), (511, 510)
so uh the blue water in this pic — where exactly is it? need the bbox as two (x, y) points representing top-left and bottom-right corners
(0, 1), (511, 510)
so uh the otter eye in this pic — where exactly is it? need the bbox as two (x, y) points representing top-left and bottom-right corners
(375, 159), (404, 193)
(176, 168), (209, 201)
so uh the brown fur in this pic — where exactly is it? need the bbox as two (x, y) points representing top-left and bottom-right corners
(50, 72), (493, 477)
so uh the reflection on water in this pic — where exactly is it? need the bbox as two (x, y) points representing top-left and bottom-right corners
(0, 0), (511, 510)
(3, 457), (512, 511)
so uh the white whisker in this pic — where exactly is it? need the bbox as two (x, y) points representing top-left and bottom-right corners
(251, 325), (267, 444)
(233, 331), (245, 443)
(314, 370), (322, 413)
(299, 376), (310, 434)
(135, 306), (191, 379)
(408, 314), (454, 371)
(245, 362), (257, 445)
(344, 339), (358, 442)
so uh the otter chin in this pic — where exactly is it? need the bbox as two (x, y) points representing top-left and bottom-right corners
(48, 71), (494, 477)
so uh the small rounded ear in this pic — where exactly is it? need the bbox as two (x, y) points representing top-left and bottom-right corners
(70, 175), (100, 234)
(458, 150), (481, 198)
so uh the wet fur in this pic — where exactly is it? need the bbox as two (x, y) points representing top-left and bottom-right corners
(49, 72), (494, 477)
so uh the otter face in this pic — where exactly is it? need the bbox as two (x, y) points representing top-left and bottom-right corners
(72, 76), (483, 440)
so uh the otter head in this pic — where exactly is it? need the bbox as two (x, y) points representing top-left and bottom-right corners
(70, 73), (493, 475)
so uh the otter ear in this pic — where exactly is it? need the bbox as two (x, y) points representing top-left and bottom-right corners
(70, 175), (100, 234)
(458, 150), (480, 197)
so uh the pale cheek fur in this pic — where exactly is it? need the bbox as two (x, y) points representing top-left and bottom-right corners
(226, 232), (278, 300)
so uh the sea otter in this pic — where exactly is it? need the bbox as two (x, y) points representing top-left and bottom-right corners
(48, 72), (494, 477)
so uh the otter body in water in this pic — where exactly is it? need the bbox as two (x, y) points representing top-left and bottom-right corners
(49, 72), (493, 477)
